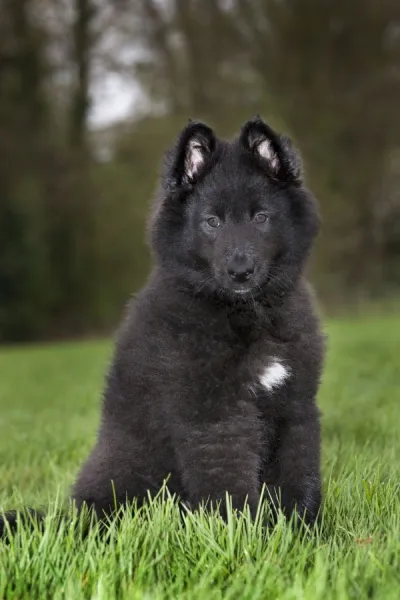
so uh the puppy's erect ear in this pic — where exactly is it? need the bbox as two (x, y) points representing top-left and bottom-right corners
(240, 116), (302, 184)
(164, 120), (216, 190)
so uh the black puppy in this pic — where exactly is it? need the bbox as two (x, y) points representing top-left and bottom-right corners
(1, 117), (324, 535)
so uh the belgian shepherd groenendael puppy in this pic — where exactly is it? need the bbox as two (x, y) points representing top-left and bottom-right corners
(1, 116), (324, 535)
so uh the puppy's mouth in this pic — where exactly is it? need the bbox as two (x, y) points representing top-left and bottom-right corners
(215, 280), (254, 299)
(216, 281), (265, 303)
(213, 267), (267, 300)
(227, 283), (258, 299)
(229, 276), (268, 299)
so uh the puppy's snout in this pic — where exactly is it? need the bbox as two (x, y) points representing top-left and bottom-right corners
(226, 253), (255, 283)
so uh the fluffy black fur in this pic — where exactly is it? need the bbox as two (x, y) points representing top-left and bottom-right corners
(1, 116), (324, 536)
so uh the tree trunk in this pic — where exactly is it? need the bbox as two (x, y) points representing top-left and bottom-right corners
(70, 0), (93, 149)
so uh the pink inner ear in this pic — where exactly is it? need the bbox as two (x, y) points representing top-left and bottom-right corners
(185, 140), (205, 180)
(257, 139), (280, 172)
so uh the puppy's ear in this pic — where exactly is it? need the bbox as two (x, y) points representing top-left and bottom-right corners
(164, 120), (216, 189)
(240, 116), (302, 184)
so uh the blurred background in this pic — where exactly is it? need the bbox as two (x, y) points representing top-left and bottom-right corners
(0, 0), (399, 343)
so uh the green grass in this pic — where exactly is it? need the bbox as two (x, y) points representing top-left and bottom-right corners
(0, 314), (399, 599)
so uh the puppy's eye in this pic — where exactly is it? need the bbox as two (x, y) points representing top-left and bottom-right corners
(206, 216), (221, 228)
(254, 213), (268, 224)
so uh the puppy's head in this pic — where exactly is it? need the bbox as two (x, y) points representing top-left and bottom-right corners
(150, 116), (319, 302)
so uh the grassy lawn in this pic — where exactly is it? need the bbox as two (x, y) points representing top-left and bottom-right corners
(0, 315), (399, 599)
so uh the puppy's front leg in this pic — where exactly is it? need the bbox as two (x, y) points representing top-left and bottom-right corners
(266, 404), (322, 525)
(174, 412), (262, 518)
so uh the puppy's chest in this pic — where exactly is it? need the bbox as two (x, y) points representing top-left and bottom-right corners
(188, 330), (292, 402)
(246, 352), (291, 398)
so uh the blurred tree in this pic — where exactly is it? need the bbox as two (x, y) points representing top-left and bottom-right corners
(0, 0), (148, 341)
(128, 0), (259, 121)
(0, 0), (52, 339)
(0, 0), (399, 342)
(70, 0), (94, 149)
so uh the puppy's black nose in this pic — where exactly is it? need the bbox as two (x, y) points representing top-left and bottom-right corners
(227, 254), (255, 283)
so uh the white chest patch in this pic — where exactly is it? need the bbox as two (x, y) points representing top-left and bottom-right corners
(259, 359), (290, 392)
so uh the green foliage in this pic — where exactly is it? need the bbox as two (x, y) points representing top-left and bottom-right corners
(0, 315), (399, 598)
